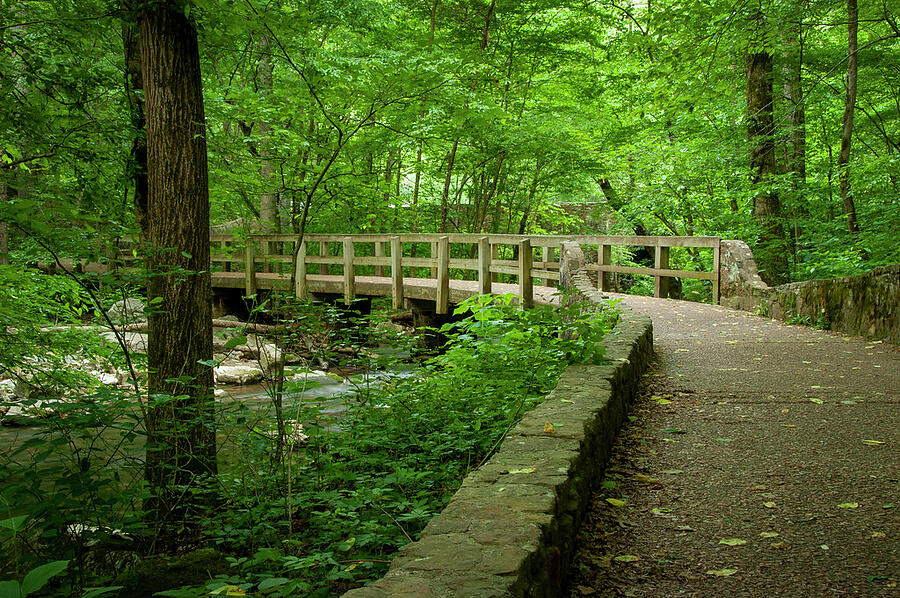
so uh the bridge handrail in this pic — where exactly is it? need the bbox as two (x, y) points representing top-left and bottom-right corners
(209, 233), (722, 309)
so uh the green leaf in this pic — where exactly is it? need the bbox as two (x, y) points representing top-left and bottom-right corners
(614, 554), (640, 562)
(706, 568), (738, 577)
(21, 560), (68, 596)
(257, 577), (290, 590)
(719, 538), (747, 546)
(837, 502), (859, 509)
(223, 336), (247, 349)
(0, 515), (28, 532)
(0, 580), (21, 598)
(198, 359), (219, 367)
(759, 532), (779, 538)
(82, 587), (125, 598)
(605, 498), (627, 507)
(808, 397), (823, 404)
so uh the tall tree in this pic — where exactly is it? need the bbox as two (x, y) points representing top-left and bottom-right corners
(139, 1), (216, 550)
(746, 9), (789, 285)
(838, 0), (860, 234)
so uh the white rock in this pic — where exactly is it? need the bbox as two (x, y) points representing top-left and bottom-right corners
(101, 331), (148, 354)
(214, 364), (265, 385)
(106, 298), (146, 325)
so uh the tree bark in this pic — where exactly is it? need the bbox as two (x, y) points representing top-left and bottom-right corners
(838, 0), (860, 234)
(139, 3), (216, 551)
(256, 32), (279, 235)
(746, 47), (789, 285)
(0, 178), (8, 265)
(781, 14), (807, 250)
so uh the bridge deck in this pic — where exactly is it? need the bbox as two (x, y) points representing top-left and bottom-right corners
(211, 271), (563, 306)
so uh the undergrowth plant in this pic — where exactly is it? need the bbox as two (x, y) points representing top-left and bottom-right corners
(194, 293), (618, 597)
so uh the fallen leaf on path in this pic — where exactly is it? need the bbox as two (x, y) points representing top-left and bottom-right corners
(706, 568), (738, 577)
(716, 438), (734, 442)
(871, 532), (886, 539)
(606, 498), (627, 508)
(543, 421), (557, 434)
(507, 467), (536, 475)
(633, 473), (660, 483)
(576, 585), (596, 595)
(651, 508), (672, 516)
(614, 554), (640, 562)
(760, 532), (779, 538)
(661, 469), (684, 475)
(821, 544), (829, 550)
(862, 439), (885, 446)
(769, 542), (786, 550)
(719, 538), (747, 546)
(763, 502), (777, 509)
(808, 398), (823, 404)
(838, 502), (859, 509)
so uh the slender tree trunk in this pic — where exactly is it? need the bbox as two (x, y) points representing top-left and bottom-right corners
(0, 179), (8, 265)
(256, 32), (279, 234)
(139, 3), (216, 551)
(746, 44), (789, 285)
(122, 15), (148, 241)
(781, 15), (807, 253)
(838, 0), (860, 234)
(439, 139), (458, 233)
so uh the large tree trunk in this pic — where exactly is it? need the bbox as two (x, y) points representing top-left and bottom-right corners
(838, 0), (860, 234)
(139, 3), (216, 551)
(122, 15), (148, 242)
(746, 48), (789, 285)
(256, 32), (279, 235)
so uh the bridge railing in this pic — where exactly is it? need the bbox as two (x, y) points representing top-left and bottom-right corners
(210, 233), (721, 312)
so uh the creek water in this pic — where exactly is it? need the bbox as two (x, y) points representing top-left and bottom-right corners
(0, 345), (420, 512)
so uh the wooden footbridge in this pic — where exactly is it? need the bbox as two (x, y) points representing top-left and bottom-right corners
(210, 233), (722, 312)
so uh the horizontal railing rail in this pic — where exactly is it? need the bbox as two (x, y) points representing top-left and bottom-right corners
(209, 233), (722, 310)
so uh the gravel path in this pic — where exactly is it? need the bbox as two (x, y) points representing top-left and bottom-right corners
(570, 295), (899, 597)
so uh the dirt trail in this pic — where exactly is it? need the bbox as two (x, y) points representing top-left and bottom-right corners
(570, 295), (899, 597)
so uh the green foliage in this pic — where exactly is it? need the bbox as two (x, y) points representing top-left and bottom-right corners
(192, 293), (617, 596)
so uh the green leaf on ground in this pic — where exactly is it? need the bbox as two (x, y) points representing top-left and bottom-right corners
(838, 502), (859, 509)
(507, 467), (536, 475)
(862, 439), (884, 446)
(661, 469), (684, 475)
(763, 502), (777, 509)
(614, 554), (640, 562)
(662, 428), (687, 434)
(706, 568), (738, 577)
(808, 397), (823, 404)
(716, 438), (734, 442)
(606, 498), (627, 507)
(719, 538), (747, 546)
(759, 532), (779, 538)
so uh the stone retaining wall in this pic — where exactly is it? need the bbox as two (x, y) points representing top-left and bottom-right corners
(720, 240), (899, 344)
(343, 242), (653, 597)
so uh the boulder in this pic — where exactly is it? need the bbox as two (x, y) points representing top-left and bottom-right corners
(106, 298), (146, 325)
(101, 331), (148, 354)
(214, 364), (264, 385)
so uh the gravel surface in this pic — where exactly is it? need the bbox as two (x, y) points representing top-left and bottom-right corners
(569, 295), (899, 598)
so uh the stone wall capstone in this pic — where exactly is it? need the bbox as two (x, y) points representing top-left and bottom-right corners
(719, 240), (899, 344)
(341, 242), (653, 598)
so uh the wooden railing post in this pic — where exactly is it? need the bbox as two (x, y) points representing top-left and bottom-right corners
(319, 240), (329, 275)
(343, 237), (355, 305)
(436, 236), (450, 314)
(430, 241), (439, 279)
(518, 238), (533, 309)
(540, 245), (550, 286)
(375, 240), (385, 277)
(654, 244), (670, 298)
(390, 236), (403, 309)
(491, 243), (500, 282)
(712, 238), (721, 305)
(294, 240), (307, 299)
(244, 240), (257, 296)
(598, 243), (611, 292)
(478, 236), (491, 295)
